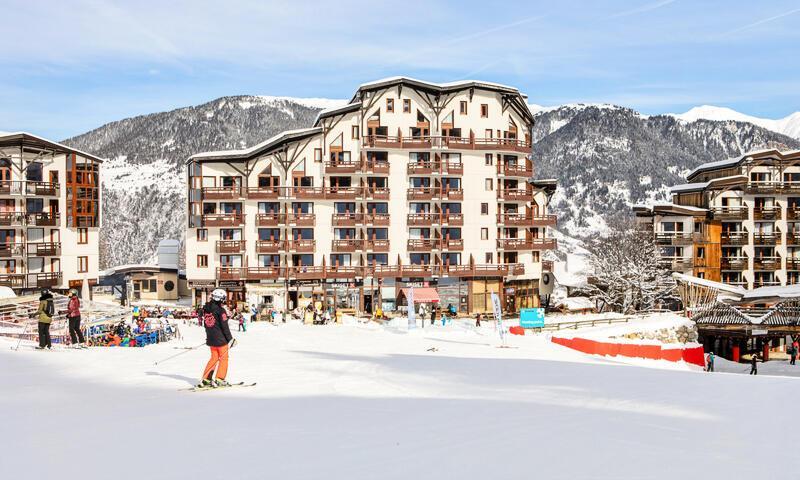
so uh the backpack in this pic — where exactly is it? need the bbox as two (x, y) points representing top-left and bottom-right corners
(45, 299), (54, 317)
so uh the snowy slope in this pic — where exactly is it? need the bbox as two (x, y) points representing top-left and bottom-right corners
(670, 105), (800, 141)
(2, 321), (797, 479)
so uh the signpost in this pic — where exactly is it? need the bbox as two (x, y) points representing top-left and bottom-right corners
(490, 292), (506, 346)
(407, 287), (416, 330)
(520, 308), (545, 328)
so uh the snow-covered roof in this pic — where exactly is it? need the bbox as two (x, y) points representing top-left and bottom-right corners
(188, 127), (322, 162)
(101, 263), (178, 277)
(741, 285), (800, 302)
(313, 102), (361, 126)
(0, 131), (105, 163)
(672, 273), (748, 297)
(670, 175), (747, 193)
(686, 150), (800, 181)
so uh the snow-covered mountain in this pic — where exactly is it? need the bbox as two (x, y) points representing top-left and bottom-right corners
(668, 105), (800, 141)
(63, 97), (800, 268)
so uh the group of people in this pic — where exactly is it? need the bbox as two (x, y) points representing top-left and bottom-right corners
(705, 350), (763, 374)
(414, 303), (459, 326)
(34, 288), (84, 350)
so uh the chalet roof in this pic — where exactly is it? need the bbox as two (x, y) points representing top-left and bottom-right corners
(686, 149), (800, 181)
(188, 127), (322, 163)
(635, 202), (709, 217)
(313, 102), (362, 126)
(0, 131), (105, 163)
(669, 175), (747, 194)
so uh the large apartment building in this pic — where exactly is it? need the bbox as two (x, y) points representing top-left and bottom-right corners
(0, 132), (101, 294)
(185, 77), (556, 314)
(635, 149), (800, 289)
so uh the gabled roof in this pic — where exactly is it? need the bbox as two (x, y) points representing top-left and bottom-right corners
(188, 127), (322, 163)
(670, 175), (747, 194)
(635, 202), (709, 217)
(313, 102), (361, 126)
(0, 131), (105, 163)
(686, 149), (800, 181)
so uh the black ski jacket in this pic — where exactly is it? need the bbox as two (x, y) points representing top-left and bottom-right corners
(202, 301), (233, 347)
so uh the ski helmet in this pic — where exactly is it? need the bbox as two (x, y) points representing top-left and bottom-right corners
(210, 289), (227, 302)
(69, 288), (79, 297)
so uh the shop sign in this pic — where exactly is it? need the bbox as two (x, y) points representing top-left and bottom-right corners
(520, 308), (545, 328)
(189, 281), (215, 288)
(751, 329), (768, 336)
(218, 281), (243, 288)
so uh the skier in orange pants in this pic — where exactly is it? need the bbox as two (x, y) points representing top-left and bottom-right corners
(198, 289), (234, 388)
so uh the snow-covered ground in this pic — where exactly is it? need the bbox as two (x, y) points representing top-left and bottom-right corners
(2, 320), (797, 479)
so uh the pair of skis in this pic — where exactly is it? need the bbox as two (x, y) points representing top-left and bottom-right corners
(181, 381), (257, 392)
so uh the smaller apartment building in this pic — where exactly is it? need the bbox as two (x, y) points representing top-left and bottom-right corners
(0, 132), (101, 294)
(185, 77), (557, 314)
(635, 149), (800, 289)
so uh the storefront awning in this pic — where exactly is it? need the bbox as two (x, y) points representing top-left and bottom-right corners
(398, 287), (440, 303)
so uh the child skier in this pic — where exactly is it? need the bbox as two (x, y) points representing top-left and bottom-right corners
(199, 289), (235, 388)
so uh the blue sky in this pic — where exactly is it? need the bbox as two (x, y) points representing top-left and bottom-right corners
(2, 0), (800, 139)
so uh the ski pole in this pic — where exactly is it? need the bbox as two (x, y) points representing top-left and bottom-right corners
(13, 322), (30, 351)
(153, 342), (206, 366)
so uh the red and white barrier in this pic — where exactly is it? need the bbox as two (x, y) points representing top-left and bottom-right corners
(551, 336), (705, 367)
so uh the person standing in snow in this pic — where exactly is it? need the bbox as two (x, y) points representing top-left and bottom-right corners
(791, 342), (798, 366)
(65, 289), (85, 348)
(34, 290), (54, 350)
(749, 352), (759, 375)
(706, 351), (714, 372)
(199, 289), (235, 388)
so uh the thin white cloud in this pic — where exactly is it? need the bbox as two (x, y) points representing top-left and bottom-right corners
(720, 6), (800, 36)
(607, 0), (676, 19)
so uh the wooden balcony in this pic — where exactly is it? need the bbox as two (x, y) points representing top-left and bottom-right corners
(497, 189), (531, 201)
(290, 266), (325, 280)
(324, 161), (359, 174)
(399, 264), (435, 277)
(408, 162), (437, 175)
(26, 181), (60, 196)
(203, 213), (244, 227)
(216, 240), (246, 254)
(255, 240), (283, 253)
(287, 186), (326, 199)
(787, 208), (800, 220)
(26, 242), (61, 257)
(364, 187), (390, 200)
(444, 163), (464, 175)
(288, 239), (315, 253)
(655, 232), (695, 245)
(0, 181), (24, 195)
(202, 186), (241, 200)
(440, 238), (464, 251)
(0, 273), (25, 288)
(497, 238), (557, 250)
(753, 233), (781, 245)
(787, 233), (800, 245)
(787, 259), (800, 270)
(0, 211), (25, 226)
(711, 206), (748, 220)
(440, 188), (463, 201)
(246, 266), (282, 280)
(501, 164), (533, 177)
(745, 181), (782, 194)
(408, 239), (438, 251)
(784, 182), (800, 194)
(720, 257), (748, 271)
(407, 213), (438, 226)
(365, 213), (390, 226)
(753, 280), (781, 288)
(332, 213), (361, 226)
(326, 265), (363, 279)
(364, 239), (390, 252)
(364, 135), (531, 153)
(471, 137), (531, 153)
(407, 187), (436, 200)
(442, 263), (522, 278)
(256, 213), (284, 226)
(753, 257), (781, 271)
(373, 265), (403, 278)
(325, 186), (361, 200)
(332, 239), (363, 252)
(362, 161), (390, 174)
(30, 271), (61, 288)
(0, 243), (25, 257)
(753, 207), (781, 220)
(441, 213), (463, 226)
(217, 267), (246, 281)
(659, 258), (693, 271)
(245, 186), (280, 199)
(286, 213), (315, 226)
(27, 212), (59, 227)
(721, 232), (748, 245)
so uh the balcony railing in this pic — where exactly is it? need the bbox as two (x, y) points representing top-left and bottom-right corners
(440, 238), (464, 251)
(0, 181), (60, 196)
(787, 208), (800, 220)
(332, 239), (363, 252)
(217, 267), (246, 281)
(364, 187), (390, 200)
(363, 135), (532, 153)
(720, 232), (748, 245)
(659, 257), (693, 271)
(288, 239), (315, 253)
(286, 213), (315, 226)
(27, 212), (60, 227)
(245, 186), (280, 199)
(787, 233), (800, 245)
(332, 213), (361, 226)
(408, 239), (438, 251)
(362, 160), (390, 174)
(0, 273), (25, 288)
(408, 162), (437, 175)
(324, 161), (359, 174)
(256, 213), (284, 226)
(407, 187), (436, 200)
(440, 188), (463, 200)
(0, 211), (26, 226)
(753, 233), (781, 245)
(753, 207), (781, 220)
(286, 186), (326, 199)
(407, 213), (438, 226)
(720, 257), (748, 271)
(325, 186), (361, 199)
(216, 240), (246, 254)
(440, 212), (463, 226)
(753, 280), (781, 288)
(443, 162), (464, 175)
(753, 257), (781, 271)
(255, 240), (283, 253)
(26, 242), (61, 257)
(247, 266), (282, 280)
(711, 206), (748, 220)
(501, 164), (533, 177)
(365, 213), (390, 226)
(787, 259), (800, 270)
(0, 243), (25, 257)
(655, 232), (695, 245)
(497, 189), (531, 201)
(202, 186), (241, 200)
(202, 213), (244, 227)
(211, 263), (536, 281)
(29, 271), (62, 288)
(746, 181), (782, 194)
(364, 239), (390, 252)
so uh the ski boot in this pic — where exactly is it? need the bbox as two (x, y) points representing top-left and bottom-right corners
(214, 378), (232, 388)
(197, 378), (215, 389)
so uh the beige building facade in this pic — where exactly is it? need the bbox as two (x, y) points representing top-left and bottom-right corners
(185, 78), (556, 314)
